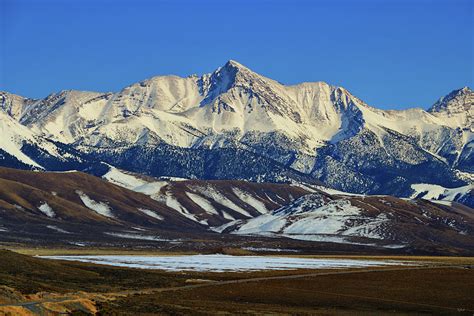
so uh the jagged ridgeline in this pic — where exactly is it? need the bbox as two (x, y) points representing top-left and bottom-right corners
(0, 60), (472, 199)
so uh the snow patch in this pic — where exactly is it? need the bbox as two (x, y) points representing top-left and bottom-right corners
(242, 247), (299, 253)
(222, 211), (236, 220)
(46, 225), (70, 234)
(411, 183), (472, 202)
(77, 191), (115, 218)
(68, 242), (87, 247)
(137, 208), (164, 220)
(165, 193), (202, 223)
(195, 186), (252, 217)
(209, 220), (243, 233)
(103, 166), (147, 189)
(315, 186), (366, 197)
(232, 188), (268, 214)
(185, 192), (218, 215)
(103, 166), (168, 198)
(38, 202), (55, 218)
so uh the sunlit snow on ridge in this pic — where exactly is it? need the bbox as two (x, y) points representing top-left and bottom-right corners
(40, 254), (410, 272)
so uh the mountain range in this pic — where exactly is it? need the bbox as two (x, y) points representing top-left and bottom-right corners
(0, 60), (473, 254)
(1, 61), (472, 199)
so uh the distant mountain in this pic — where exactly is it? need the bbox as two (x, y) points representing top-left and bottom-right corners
(0, 60), (472, 200)
(0, 111), (97, 172)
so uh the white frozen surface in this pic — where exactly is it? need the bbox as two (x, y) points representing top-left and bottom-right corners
(137, 208), (164, 220)
(165, 194), (201, 223)
(210, 220), (242, 233)
(315, 186), (366, 197)
(242, 247), (300, 253)
(228, 195), (404, 248)
(410, 183), (472, 202)
(195, 186), (252, 217)
(40, 254), (409, 272)
(77, 191), (115, 218)
(429, 200), (453, 206)
(38, 202), (55, 217)
(0, 112), (42, 168)
(46, 225), (70, 234)
(103, 166), (168, 196)
(68, 242), (87, 247)
(186, 192), (218, 215)
(135, 182), (168, 196)
(104, 232), (170, 241)
(232, 188), (268, 214)
(103, 166), (147, 189)
(234, 197), (388, 240)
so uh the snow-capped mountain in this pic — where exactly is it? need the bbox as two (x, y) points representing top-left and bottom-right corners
(428, 86), (473, 126)
(410, 183), (473, 207)
(0, 110), (94, 171)
(0, 60), (472, 199)
(0, 111), (44, 168)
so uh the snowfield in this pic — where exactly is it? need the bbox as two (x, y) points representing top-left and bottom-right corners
(103, 166), (168, 197)
(46, 225), (70, 234)
(185, 192), (219, 215)
(0, 112), (43, 168)
(40, 254), (411, 272)
(228, 194), (394, 246)
(103, 166), (148, 189)
(411, 183), (472, 202)
(137, 208), (164, 220)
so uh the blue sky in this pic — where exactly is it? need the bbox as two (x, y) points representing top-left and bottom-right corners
(1, 0), (472, 109)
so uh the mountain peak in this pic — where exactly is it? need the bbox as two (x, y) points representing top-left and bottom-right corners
(218, 60), (257, 79)
(460, 86), (472, 93)
(428, 86), (473, 114)
(224, 59), (249, 70)
(199, 60), (262, 100)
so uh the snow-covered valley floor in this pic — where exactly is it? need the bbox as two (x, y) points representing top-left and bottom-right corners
(40, 254), (411, 272)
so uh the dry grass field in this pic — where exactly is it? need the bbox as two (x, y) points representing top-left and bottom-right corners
(97, 267), (474, 315)
(0, 249), (473, 315)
